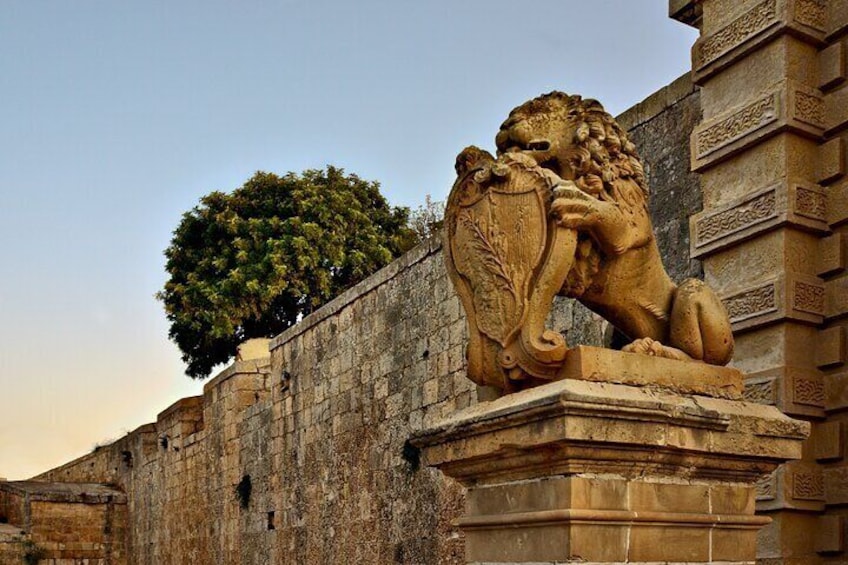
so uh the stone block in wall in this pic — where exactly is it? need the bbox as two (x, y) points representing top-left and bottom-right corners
(813, 420), (843, 461)
(820, 42), (846, 95)
(818, 137), (846, 184)
(824, 464), (848, 504)
(825, 273), (848, 318)
(818, 233), (846, 276)
(825, 82), (848, 134)
(815, 515), (844, 554)
(816, 326), (846, 368)
(825, 371), (848, 412)
(828, 0), (848, 40)
(692, 80), (824, 172)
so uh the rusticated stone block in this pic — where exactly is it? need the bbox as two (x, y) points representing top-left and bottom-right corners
(820, 41), (846, 91)
(825, 83), (848, 134)
(691, 181), (828, 258)
(825, 371), (848, 412)
(721, 273), (825, 332)
(692, 0), (825, 83)
(829, 180), (848, 226)
(814, 420), (843, 461)
(819, 137), (846, 184)
(828, 0), (848, 40)
(692, 81), (824, 172)
(815, 515), (844, 554)
(824, 465), (848, 504)
(819, 233), (846, 276)
(826, 274), (848, 318)
(818, 326), (847, 368)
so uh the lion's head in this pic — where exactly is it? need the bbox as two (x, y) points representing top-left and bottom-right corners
(495, 92), (647, 210)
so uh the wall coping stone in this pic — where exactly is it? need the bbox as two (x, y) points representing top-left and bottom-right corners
(269, 236), (442, 351)
(617, 72), (696, 132)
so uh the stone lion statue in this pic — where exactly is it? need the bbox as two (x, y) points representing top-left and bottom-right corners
(444, 92), (734, 392)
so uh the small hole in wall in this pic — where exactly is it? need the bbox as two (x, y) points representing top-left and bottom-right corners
(267, 511), (275, 530)
(235, 474), (252, 509)
(281, 371), (292, 392)
(121, 450), (133, 469)
(159, 436), (169, 450)
(421, 349), (429, 359)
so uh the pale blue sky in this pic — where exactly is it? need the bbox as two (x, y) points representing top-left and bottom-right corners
(0, 1), (698, 479)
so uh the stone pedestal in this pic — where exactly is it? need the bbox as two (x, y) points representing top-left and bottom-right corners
(411, 348), (809, 564)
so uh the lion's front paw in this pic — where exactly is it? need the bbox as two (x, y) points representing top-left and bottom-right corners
(622, 337), (691, 361)
(550, 184), (601, 229)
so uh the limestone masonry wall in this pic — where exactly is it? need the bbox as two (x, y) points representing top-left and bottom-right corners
(29, 75), (702, 564)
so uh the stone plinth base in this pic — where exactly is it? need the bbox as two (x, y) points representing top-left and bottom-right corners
(411, 354), (808, 564)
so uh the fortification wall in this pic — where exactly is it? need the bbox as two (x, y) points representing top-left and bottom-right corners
(33, 75), (701, 564)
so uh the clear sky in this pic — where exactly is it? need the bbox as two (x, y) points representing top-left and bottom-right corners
(0, 1), (698, 480)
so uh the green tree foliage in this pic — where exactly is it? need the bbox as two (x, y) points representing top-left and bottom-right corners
(158, 166), (418, 378)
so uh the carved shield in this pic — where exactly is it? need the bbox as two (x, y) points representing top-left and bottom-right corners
(444, 149), (578, 391)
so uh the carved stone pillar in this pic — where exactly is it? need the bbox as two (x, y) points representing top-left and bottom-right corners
(671, 0), (848, 562)
(413, 348), (808, 564)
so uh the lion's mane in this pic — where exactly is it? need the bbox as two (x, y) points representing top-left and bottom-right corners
(499, 92), (648, 211)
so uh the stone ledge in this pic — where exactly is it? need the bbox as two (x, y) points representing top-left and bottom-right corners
(412, 374), (808, 486)
(616, 73), (696, 132)
(560, 345), (743, 399)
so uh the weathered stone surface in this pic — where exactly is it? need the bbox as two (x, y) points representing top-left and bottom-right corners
(560, 345), (743, 399)
(412, 359), (808, 564)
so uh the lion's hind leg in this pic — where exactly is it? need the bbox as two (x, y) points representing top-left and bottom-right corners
(667, 279), (734, 365)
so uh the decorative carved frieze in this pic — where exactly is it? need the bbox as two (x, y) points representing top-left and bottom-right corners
(693, 0), (825, 82)
(694, 92), (778, 161)
(756, 471), (777, 501)
(793, 90), (825, 129)
(793, 280), (826, 316)
(745, 366), (825, 423)
(792, 470), (825, 500)
(692, 82), (824, 172)
(793, 373), (825, 407)
(744, 376), (778, 405)
(794, 0), (826, 32)
(723, 281), (778, 325)
(691, 182), (828, 259)
(692, 189), (776, 256)
(721, 274), (825, 332)
(695, 0), (778, 71)
(794, 184), (827, 221)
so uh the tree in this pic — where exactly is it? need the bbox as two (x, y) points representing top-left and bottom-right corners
(408, 194), (445, 240)
(158, 166), (419, 378)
